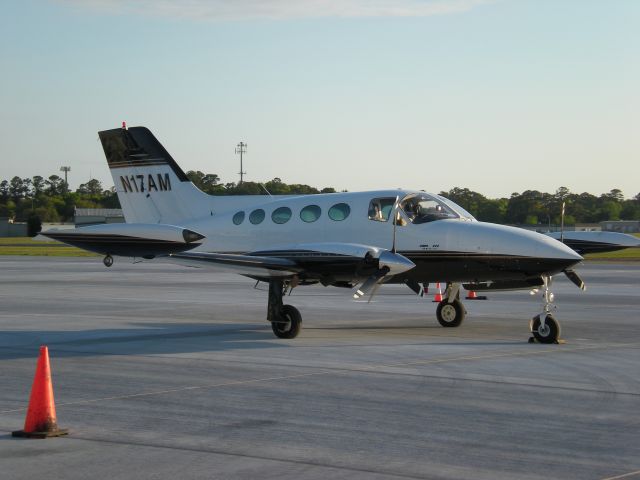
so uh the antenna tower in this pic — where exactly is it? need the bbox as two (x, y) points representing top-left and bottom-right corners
(235, 142), (247, 184)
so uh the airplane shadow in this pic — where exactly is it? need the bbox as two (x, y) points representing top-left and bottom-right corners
(0, 320), (524, 361)
(0, 322), (281, 360)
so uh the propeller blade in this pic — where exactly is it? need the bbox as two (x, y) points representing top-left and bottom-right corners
(353, 275), (382, 299)
(367, 281), (383, 303)
(404, 279), (425, 297)
(391, 196), (400, 253)
(564, 269), (586, 290)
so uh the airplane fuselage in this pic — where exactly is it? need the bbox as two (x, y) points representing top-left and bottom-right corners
(178, 189), (582, 285)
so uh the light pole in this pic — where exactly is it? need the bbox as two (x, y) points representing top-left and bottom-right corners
(59, 166), (71, 193)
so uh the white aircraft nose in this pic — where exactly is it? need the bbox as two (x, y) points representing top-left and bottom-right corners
(433, 220), (583, 275)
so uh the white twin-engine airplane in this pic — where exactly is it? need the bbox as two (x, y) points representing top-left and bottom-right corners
(43, 125), (586, 343)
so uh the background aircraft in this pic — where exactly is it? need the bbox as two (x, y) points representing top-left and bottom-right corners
(546, 230), (640, 255)
(44, 125), (585, 343)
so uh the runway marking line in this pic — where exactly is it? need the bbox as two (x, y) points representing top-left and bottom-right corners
(1, 341), (636, 415)
(601, 470), (640, 480)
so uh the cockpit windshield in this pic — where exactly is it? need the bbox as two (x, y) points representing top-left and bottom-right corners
(399, 193), (460, 224)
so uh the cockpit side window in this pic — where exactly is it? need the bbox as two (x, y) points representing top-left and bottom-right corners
(400, 194), (459, 224)
(368, 197), (396, 222)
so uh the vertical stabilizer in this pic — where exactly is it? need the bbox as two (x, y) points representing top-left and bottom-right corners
(99, 126), (210, 224)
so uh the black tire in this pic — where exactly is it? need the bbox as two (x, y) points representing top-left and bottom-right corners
(103, 255), (113, 267)
(531, 314), (560, 344)
(271, 304), (302, 339)
(436, 299), (465, 327)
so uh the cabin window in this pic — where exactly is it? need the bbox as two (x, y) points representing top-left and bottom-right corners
(328, 203), (350, 221)
(368, 198), (396, 222)
(300, 205), (321, 223)
(232, 211), (245, 225)
(272, 206), (292, 224)
(249, 209), (265, 225)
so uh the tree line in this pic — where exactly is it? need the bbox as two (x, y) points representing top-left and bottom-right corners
(439, 187), (640, 226)
(1, 172), (638, 229)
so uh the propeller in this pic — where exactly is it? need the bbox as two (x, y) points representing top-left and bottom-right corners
(563, 269), (586, 290)
(353, 248), (416, 300)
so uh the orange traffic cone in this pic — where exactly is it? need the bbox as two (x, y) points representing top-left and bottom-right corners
(432, 282), (443, 303)
(465, 290), (488, 300)
(12, 346), (68, 438)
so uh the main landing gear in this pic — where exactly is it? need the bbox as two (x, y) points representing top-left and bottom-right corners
(103, 254), (114, 267)
(267, 279), (301, 339)
(529, 276), (561, 344)
(435, 283), (467, 328)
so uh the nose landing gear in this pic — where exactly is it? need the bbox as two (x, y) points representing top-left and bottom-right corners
(529, 276), (561, 344)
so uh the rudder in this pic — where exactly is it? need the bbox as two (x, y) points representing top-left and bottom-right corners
(99, 126), (210, 224)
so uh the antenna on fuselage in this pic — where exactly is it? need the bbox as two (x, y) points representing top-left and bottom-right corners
(259, 183), (272, 197)
(560, 201), (566, 243)
(235, 142), (247, 184)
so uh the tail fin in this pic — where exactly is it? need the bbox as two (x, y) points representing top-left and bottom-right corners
(99, 126), (210, 224)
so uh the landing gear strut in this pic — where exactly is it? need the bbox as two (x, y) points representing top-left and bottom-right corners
(436, 283), (466, 327)
(529, 275), (561, 344)
(268, 279), (301, 339)
(103, 254), (113, 267)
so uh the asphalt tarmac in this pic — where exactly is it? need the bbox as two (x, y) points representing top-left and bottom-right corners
(0, 257), (639, 480)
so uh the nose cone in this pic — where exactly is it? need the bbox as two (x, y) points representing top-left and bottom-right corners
(479, 222), (583, 273)
(432, 221), (583, 276)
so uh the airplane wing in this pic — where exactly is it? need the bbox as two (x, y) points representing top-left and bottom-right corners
(168, 251), (303, 277)
(169, 243), (416, 292)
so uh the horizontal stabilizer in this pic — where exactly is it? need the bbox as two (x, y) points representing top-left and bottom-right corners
(42, 223), (204, 258)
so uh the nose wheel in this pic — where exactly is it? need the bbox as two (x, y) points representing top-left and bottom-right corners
(530, 314), (560, 343)
(529, 276), (561, 344)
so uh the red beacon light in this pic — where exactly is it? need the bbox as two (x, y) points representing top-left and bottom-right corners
(122, 121), (127, 129)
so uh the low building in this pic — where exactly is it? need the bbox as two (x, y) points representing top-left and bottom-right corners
(0, 217), (28, 237)
(600, 220), (640, 233)
(74, 208), (125, 227)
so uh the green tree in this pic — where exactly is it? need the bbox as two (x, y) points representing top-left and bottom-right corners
(76, 179), (103, 195)
(9, 177), (27, 200)
(0, 180), (8, 201)
(46, 175), (65, 196)
(32, 175), (45, 195)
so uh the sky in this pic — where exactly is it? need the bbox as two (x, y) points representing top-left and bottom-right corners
(0, 0), (638, 198)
